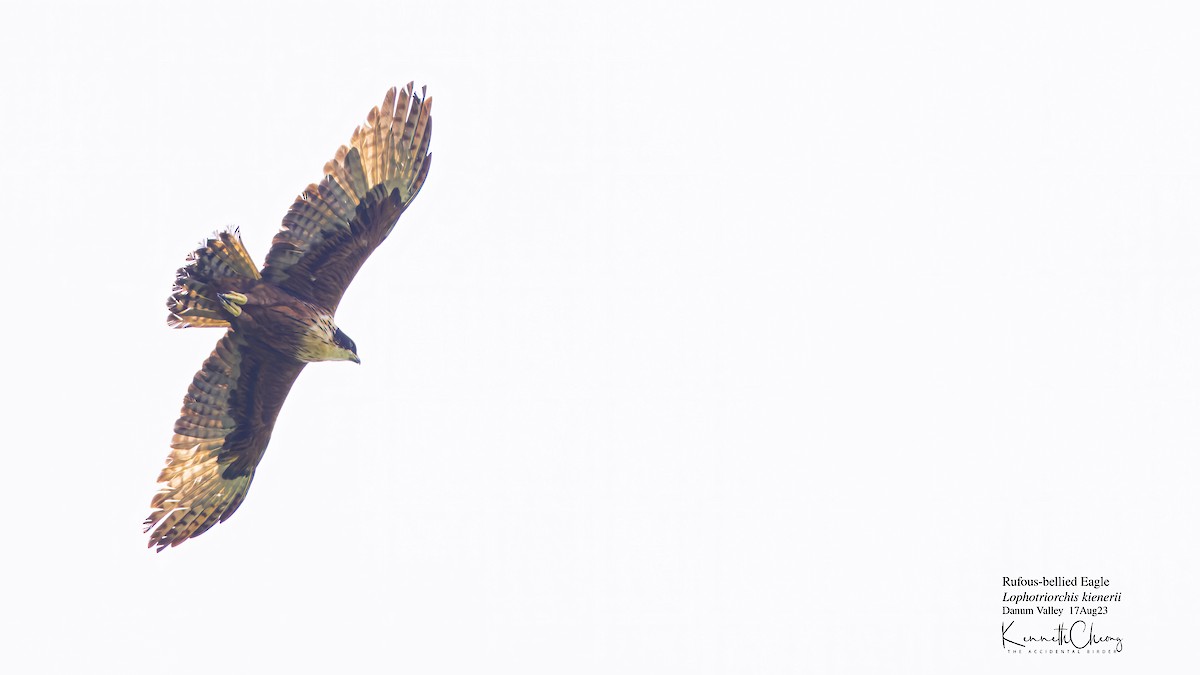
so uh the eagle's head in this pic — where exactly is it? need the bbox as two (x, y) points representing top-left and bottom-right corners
(296, 315), (362, 364)
(332, 327), (361, 364)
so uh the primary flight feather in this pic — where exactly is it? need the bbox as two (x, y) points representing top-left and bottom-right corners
(145, 84), (433, 551)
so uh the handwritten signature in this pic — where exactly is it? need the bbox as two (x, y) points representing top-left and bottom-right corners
(1002, 620), (1122, 652)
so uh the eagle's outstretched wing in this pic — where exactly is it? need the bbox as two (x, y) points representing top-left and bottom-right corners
(145, 332), (306, 551)
(261, 83), (433, 310)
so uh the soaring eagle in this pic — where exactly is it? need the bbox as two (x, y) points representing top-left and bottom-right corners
(145, 84), (433, 551)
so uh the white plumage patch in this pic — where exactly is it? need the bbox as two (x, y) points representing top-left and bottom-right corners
(296, 314), (350, 362)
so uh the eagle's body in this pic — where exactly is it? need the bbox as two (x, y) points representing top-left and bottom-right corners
(145, 84), (432, 551)
(216, 281), (347, 363)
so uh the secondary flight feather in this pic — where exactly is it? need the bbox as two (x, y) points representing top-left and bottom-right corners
(145, 84), (433, 551)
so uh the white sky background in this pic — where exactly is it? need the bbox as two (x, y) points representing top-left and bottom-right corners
(1, 0), (1198, 672)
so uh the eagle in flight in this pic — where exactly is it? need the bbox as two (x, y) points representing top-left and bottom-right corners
(145, 84), (433, 551)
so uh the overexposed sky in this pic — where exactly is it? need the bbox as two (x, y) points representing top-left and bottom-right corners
(2, 1), (1199, 672)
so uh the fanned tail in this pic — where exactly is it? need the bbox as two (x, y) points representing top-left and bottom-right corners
(167, 228), (262, 328)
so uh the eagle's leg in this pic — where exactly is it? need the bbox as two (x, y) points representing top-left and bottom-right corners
(218, 292), (249, 317)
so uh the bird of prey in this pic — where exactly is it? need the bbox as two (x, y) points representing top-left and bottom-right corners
(145, 84), (433, 551)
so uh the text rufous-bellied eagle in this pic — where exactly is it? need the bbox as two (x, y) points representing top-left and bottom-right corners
(145, 84), (432, 551)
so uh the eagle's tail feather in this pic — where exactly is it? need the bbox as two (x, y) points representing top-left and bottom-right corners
(167, 228), (262, 328)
